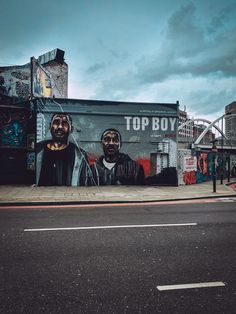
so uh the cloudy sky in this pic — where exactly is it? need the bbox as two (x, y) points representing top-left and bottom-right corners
(1, 0), (235, 120)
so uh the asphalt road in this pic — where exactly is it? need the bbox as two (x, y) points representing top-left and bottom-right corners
(0, 198), (236, 314)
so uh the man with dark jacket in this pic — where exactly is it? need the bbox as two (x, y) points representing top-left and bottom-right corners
(37, 113), (91, 186)
(91, 128), (145, 185)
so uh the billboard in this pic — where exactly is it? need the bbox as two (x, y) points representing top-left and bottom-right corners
(31, 57), (52, 98)
(35, 99), (179, 187)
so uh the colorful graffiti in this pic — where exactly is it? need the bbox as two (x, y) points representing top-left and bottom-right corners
(0, 121), (24, 147)
(32, 58), (52, 98)
(27, 152), (36, 170)
(183, 170), (197, 185)
(0, 108), (30, 147)
(180, 150), (235, 185)
(196, 152), (209, 183)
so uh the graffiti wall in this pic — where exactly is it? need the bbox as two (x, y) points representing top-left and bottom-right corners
(0, 66), (31, 98)
(0, 105), (36, 184)
(0, 108), (31, 148)
(179, 149), (236, 185)
(231, 155), (236, 178)
(35, 99), (179, 186)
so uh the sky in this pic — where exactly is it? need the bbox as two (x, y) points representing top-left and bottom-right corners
(1, 0), (236, 121)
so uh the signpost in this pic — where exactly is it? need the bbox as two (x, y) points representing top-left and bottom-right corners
(211, 141), (218, 193)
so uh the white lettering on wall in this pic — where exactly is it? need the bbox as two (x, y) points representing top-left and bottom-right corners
(133, 117), (140, 130)
(124, 116), (177, 131)
(142, 117), (149, 130)
(169, 117), (176, 131)
(152, 117), (159, 130)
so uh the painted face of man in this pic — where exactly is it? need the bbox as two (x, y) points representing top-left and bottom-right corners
(0, 121), (24, 147)
(102, 130), (121, 160)
(50, 114), (72, 141)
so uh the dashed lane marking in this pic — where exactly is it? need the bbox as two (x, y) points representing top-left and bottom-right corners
(157, 281), (226, 291)
(217, 197), (236, 202)
(24, 222), (197, 232)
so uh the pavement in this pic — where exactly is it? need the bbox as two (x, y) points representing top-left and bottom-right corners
(0, 179), (236, 205)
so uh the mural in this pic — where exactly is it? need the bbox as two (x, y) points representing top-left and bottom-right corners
(0, 68), (30, 98)
(36, 99), (179, 186)
(196, 152), (209, 183)
(183, 155), (197, 185)
(27, 152), (35, 170)
(37, 113), (90, 186)
(0, 108), (30, 148)
(91, 128), (145, 185)
(32, 58), (52, 98)
(179, 150), (236, 185)
(231, 155), (236, 177)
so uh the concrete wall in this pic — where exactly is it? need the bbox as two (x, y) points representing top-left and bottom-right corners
(43, 62), (68, 98)
(0, 57), (68, 99)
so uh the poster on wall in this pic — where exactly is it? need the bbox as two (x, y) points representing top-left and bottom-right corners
(31, 57), (52, 98)
(182, 155), (197, 185)
(27, 134), (35, 151)
(183, 156), (197, 172)
(27, 152), (35, 170)
(35, 99), (179, 187)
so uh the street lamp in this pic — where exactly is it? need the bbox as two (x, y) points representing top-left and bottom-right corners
(211, 139), (218, 193)
(220, 137), (223, 185)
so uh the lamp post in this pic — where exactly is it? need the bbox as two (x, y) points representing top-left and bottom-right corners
(220, 137), (223, 184)
(220, 116), (224, 185)
(211, 140), (218, 193)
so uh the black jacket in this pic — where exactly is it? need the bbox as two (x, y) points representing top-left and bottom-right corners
(91, 153), (145, 185)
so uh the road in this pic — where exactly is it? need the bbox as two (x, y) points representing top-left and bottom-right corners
(0, 198), (236, 314)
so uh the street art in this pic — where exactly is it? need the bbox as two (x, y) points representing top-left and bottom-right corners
(37, 113), (90, 186)
(231, 156), (236, 177)
(196, 152), (208, 183)
(0, 108), (30, 147)
(0, 121), (24, 147)
(35, 99), (179, 187)
(32, 58), (52, 98)
(27, 152), (35, 170)
(182, 155), (197, 185)
(91, 128), (145, 185)
(0, 68), (30, 98)
(183, 171), (197, 185)
(179, 150), (236, 185)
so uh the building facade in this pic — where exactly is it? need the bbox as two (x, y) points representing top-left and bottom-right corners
(0, 49), (68, 100)
(225, 101), (236, 147)
(0, 95), (36, 184)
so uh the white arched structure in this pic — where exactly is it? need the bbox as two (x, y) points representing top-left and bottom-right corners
(178, 114), (229, 145)
(178, 118), (226, 141)
(194, 115), (226, 144)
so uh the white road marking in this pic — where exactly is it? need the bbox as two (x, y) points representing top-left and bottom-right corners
(24, 222), (197, 232)
(157, 281), (225, 291)
(218, 197), (236, 202)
